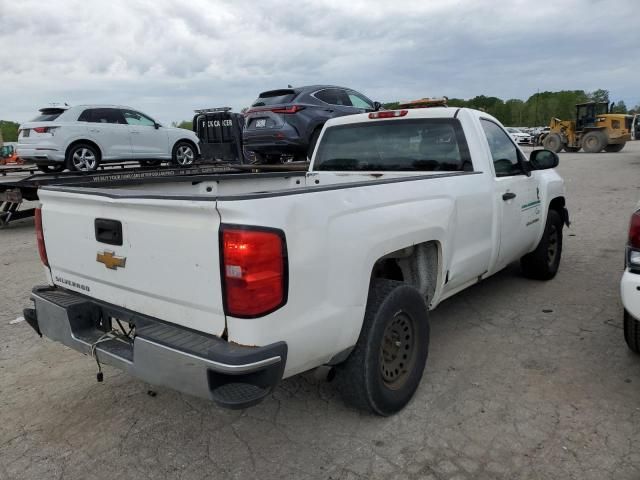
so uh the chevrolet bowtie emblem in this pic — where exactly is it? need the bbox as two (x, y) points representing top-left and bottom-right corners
(96, 251), (127, 270)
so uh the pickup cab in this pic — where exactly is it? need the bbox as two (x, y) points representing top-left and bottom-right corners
(24, 107), (569, 415)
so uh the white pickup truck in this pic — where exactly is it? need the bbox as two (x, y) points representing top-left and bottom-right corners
(24, 107), (568, 415)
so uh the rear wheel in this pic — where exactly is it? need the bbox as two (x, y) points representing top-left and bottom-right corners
(563, 145), (581, 153)
(335, 279), (430, 416)
(67, 143), (99, 171)
(604, 143), (625, 153)
(542, 133), (563, 153)
(172, 141), (196, 166)
(37, 163), (66, 173)
(624, 310), (640, 353)
(581, 131), (606, 153)
(520, 210), (563, 280)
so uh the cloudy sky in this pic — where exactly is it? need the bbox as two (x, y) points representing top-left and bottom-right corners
(1, 0), (638, 124)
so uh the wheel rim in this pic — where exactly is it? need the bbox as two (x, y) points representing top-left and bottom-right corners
(72, 148), (97, 171)
(584, 135), (599, 150)
(176, 145), (194, 165)
(547, 224), (559, 267)
(380, 311), (416, 390)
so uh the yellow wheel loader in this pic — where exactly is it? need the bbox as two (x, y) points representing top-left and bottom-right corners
(542, 102), (632, 153)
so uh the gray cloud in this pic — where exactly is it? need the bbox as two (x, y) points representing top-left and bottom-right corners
(1, 0), (638, 124)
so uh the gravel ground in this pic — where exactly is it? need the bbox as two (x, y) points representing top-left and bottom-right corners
(1, 143), (640, 479)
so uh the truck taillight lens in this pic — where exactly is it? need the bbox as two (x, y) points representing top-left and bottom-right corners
(221, 226), (287, 317)
(34, 208), (49, 267)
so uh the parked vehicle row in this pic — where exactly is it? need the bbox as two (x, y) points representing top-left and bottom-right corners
(17, 105), (201, 173)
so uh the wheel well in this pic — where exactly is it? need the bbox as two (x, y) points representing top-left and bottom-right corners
(65, 140), (102, 161)
(549, 196), (569, 226)
(370, 241), (440, 306)
(173, 138), (198, 155)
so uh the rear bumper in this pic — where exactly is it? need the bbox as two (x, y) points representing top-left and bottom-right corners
(243, 129), (305, 154)
(16, 145), (65, 163)
(26, 286), (287, 409)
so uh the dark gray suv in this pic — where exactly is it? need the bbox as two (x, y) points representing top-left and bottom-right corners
(243, 85), (380, 162)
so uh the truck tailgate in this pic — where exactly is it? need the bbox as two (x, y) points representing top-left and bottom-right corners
(38, 189), (226, 336)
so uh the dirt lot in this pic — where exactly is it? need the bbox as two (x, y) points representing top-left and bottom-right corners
(2, 143), (640, 480)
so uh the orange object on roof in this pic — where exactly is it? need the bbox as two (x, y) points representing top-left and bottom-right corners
(397, 97), (448, 109)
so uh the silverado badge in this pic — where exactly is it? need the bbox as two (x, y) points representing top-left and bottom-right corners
(96, 251), (127, 270)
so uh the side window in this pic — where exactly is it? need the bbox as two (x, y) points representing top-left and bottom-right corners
(77, 109), (93, 122)
(314, 89), (338, 105)
(314, 88), (353, 107)
(347, 91), (373, 109)
(480, 119), (523, 177)
(88, 108), (126, 124)
(122, 110), (156, 127)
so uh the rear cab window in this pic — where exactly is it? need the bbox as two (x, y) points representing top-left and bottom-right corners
(252, 89), (297, 107)
(314, 118), (472, 172)
(30, 108), (66, 122)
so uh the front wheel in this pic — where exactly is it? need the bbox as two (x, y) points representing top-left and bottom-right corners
(67, 144), (100, 171)
(172, 142), (196, 167)
(520, 209), (563, 280)
(335, 279), (430, 416)
(542, 133), (563, 153)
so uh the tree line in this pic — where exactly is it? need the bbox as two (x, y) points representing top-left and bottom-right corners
(384, 89), (638, 127)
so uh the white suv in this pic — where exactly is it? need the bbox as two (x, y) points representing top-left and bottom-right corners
(17, 105), (201, 172)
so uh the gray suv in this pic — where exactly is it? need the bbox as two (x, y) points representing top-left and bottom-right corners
(243, 85), (380, 162)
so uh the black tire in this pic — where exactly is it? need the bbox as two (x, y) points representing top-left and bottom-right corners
(624, 310), (640, 354)
(542, 133), (563, 153)
(37, 163), (66, 173)
(307, 128), (322, 161)
(335, 279), (430, 416)
(604, 143), (625, 153)
(171, 141), (196, 166)
(139, 160), (162, 167)
(520, 209), (563, 280)
(581, 131), (606, 153)
(66, 143), (100, 171)
(563, 145), (581, 153)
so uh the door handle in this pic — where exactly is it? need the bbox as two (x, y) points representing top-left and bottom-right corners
(131, 131), (140, 134)
(502, 192), (516, 201)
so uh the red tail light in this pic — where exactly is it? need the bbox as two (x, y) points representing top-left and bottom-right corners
(34, 208), (49, 267)
(247, 105), (305, 115)
(369, 110), (408, 119)
(33, 127), (48, 133)
(221, 226), (287, 317)
(629, 211), (640, 248)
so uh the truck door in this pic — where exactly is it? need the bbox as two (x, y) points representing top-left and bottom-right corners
(480, 119), (542, 270)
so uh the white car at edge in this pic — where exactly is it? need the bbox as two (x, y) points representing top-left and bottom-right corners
(622, 206), (640, 353)
(17, 105), (200, 172)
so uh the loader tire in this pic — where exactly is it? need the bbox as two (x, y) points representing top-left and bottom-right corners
(542, 133), (563, 153)
(582, 131), (606, 153)
(604, 143), (625, 153)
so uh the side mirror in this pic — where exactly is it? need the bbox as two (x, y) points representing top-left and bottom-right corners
(373, 101), (382, 111)
(529, 149), (559, 170)
(154, 122), (161, 129)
